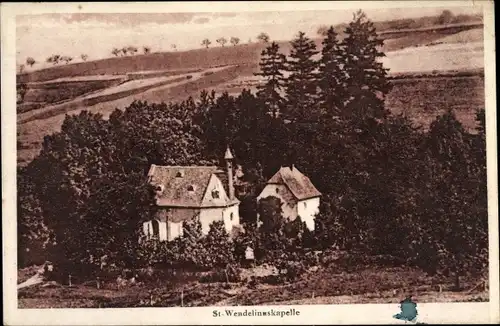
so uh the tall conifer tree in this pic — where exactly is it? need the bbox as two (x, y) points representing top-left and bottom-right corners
(318, 26), (346, 119)
(342, 10), (392, 120)
(285, 31), (319, 121)
(254, 42), (287, 118)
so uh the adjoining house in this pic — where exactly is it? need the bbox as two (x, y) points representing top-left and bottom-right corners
(143, 148), (240, 241)
(257, 165), (321, 231)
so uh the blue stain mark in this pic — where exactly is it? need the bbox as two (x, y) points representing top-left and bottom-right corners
(393, 295), (418, 323)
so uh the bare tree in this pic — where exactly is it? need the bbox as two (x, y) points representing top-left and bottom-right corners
(257, 32), (270, 43)
(216, 37), (228, 47)
(19, 64), (25, 73)
(230, 37), (240, 46)
(127, 46), (138, 55)
(111, 48), (120, 57)
(121, 47), (128, 56)
(46, 54), (61, 65)
(201, 39), (211, 48)
(81, 54), (88, 61)
(26, 57), (36, 67)
(143, 46), (151, 54)
(61, 56), (73, 64)
(171, 44), (177, 51)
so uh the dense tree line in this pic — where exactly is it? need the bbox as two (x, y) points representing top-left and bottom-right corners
(18, 10), (488, 288)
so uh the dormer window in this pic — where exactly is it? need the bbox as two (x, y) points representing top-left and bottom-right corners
(275, 187), (279, 194)
(187, 185), (195, 192)
(212, 190), (220, 199)
(155, 185), (164, 192)
(176, 170), (185, 178)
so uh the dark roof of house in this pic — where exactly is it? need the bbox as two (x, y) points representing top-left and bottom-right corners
(148, 165), (238, 208)
(267, 166), (321, 200)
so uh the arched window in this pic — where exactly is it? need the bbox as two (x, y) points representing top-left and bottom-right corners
(275, 187), (279, 194)
(187, 185), (195, 192)
(230, 212), (234, 221)
(151, 219), (160, 238)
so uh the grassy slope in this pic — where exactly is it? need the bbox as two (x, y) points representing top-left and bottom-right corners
(18, 265), (487, 308)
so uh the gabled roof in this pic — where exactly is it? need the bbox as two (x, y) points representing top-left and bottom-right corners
(267, 166), (321, 200)
(148, 165), (237, 208)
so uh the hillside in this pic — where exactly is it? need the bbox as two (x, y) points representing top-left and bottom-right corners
(16, 22), (485, 166)
(17, 23), (483, 83)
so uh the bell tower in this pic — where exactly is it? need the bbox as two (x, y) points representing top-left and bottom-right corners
(224, 147), (235, 200)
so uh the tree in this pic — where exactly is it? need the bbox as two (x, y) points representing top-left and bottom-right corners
(121, 47), (128, 56)
(80, 54), (88, 61)
(230, 37), (240, 46)
(127, 46), (138, 55)
(17, 83), (28, 103)
(143, 46), (151, 54)
(256, 32), (270, 43)
(257, 196), (284, 234)
(46, 54), (61, 65)
(111, 48), (120, 57)
(318, 26), (346, 118)
(26, 57), (36, 67)
(285, 31), (319, 121)
(19, 64), (25, 73)
(318, 26), (346, 117)
(216, 37), (228, 47)
(436, 10), (454, 25)
(254, 42), (287, 117)
(409, 110), (488, 289)
(201, 39), (211, 48)
(171, 44), (177, 51)
(61, 56), (73, 64)
(341, 10), (392, 121)
(201, 221), (234, 268)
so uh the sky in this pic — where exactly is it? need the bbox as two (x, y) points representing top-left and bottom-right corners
(16, 6), (483, 68)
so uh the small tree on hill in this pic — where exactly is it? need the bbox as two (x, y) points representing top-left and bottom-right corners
(285, 31), (319, 121)
(254, 42), (287, 118)
(201, 39), (211, 48)
(61, 56), (73, 64)
(46, 54), (61, 65)
(26, 57), (36, 67)
(143, 46), (151, 54)
(230, 36), (240, 46)
(127, 46), (138, 55)
(257, 32), (270, 43)
(111, 48), (120, 57)
(171, 44), (177, 51)
(216, 37), (228, 47)
(80, 54), (88, 61)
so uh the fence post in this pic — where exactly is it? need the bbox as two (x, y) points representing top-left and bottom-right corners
(96, 277), (100, 289)
(68, 274), (72, 287)
(181, 289), (184, 307)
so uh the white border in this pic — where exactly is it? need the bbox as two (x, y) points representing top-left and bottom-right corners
(2, 1), (499, 325)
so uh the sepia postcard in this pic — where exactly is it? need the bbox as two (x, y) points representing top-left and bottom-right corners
(2, 1), (499, 325)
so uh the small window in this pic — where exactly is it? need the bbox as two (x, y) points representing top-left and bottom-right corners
(176, 170), (185, 178)
(230, 212), (234, 221)
(304, 202), (307, 208)
(187, 185), (195, 192)
(275, 187), (279, 194)
(155, 185), (164, 192)
(212, 190), (220, 199)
